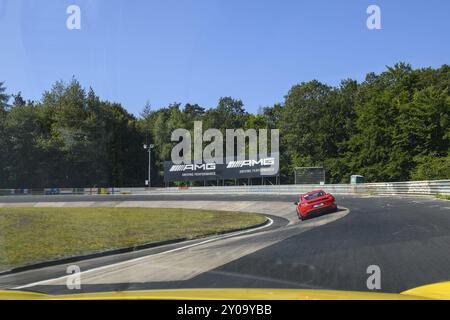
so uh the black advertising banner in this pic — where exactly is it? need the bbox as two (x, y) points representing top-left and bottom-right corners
(164, 155), (279, 183)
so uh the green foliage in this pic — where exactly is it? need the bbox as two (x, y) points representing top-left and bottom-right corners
(1, 63), (449, 187)
(436, 193), (450, 200)
(0, 79), (146, 188)
(411, 154), (450, 181)
(0, 81), (9, 111)
(343, 63), (449, 182)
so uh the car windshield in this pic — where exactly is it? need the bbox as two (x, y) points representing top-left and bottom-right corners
(0, 0), (449, 304)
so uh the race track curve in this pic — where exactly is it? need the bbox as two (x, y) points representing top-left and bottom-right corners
(0, 194), (449, 295)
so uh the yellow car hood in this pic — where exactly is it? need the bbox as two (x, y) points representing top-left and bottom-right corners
(1, 282), (449, 300)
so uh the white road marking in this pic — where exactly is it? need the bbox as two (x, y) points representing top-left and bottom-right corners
(14, 217), (274, 290)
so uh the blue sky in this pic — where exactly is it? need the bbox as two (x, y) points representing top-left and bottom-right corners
(0, 0), (449, 115)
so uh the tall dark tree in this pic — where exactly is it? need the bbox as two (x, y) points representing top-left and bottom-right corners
(0, 81), (9, 110)
(0, 81), (10, 187)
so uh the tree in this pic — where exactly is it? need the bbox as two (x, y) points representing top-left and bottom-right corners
(280, 80), (333, 181)
(346, 64), (417, 182)
(1, 63), (449, 188)
(0, 81), (9, 111)
(0, 81), (10, 187)
(204, 97), (247, 130)
(4, 99), (42, 187)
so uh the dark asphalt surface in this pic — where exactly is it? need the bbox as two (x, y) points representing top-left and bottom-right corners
(190, 196), (450, 293)
(2, 194), (450, 294)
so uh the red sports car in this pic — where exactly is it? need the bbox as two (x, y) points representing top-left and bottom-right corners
(295, 190), (338, 221)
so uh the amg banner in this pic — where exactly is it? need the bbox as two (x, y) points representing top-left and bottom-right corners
(164, 155), (279, 183)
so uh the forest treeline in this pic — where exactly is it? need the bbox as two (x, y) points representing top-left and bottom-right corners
(0, 63), (449, 188)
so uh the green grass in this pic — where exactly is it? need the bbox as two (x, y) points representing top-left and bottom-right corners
(0, 207), (266, 271)
(436, 194), (450, 201)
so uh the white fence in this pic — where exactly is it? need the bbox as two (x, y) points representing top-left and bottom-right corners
(1, 180), (449, 196)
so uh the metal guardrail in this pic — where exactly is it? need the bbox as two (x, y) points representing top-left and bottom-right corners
(0, 180), (449, 196)
(150, 180), (450, 195)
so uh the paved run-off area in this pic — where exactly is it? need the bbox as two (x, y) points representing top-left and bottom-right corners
(0, 194), (449, 295)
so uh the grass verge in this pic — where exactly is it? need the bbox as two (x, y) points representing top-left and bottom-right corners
(436, 194), (450, 201)
(0, 207), (266, 271)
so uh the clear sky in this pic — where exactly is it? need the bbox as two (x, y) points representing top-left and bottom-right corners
(0, 0), (449, 115)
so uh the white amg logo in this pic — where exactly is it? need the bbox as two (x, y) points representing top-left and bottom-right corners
(170, 163), (216, 172)
(227, 158), (275, 168)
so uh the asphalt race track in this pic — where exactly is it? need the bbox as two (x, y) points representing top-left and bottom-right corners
(1, 194), (450, 295)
